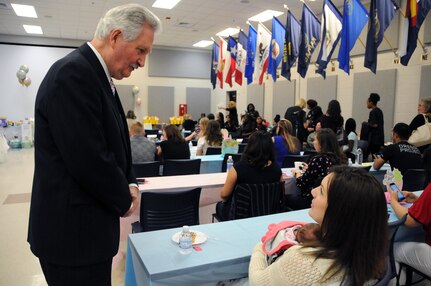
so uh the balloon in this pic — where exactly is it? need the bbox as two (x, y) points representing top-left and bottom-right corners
(23, 77), (31, 87)
(18, 78), (24, 84)
(16, 69), (26, 80)
(132, 85), (140, 95)
(19, 65), (29, 73)
(136, 97), (142, 105)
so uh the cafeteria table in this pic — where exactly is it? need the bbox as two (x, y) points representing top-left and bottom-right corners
(124, 200), (408, 286)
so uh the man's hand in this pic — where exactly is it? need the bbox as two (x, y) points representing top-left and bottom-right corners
(122, 186), (139, 217)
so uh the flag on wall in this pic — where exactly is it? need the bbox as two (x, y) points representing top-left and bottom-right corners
(254, 23), (271, 85)
(211, 41), (219, 89)
(245, 25), (257, 85)
(217, 37), (227, 89)
(297, 4), (321, 78)
(235, 31), (248, 86)
(225, 36), (237, 87)
(268, 17), (286, 82)
(281, 10), (301, 81)
(364, 0), (397, 73)
(316, 0), (342, 79)
(400, 0), (431, 66)
(338, 0), (369, 74)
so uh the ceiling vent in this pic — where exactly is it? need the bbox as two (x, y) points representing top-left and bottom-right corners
(176, 22), (194, 28)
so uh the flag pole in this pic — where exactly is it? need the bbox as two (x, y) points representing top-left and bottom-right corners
(383, 35), (398, 57)
(358, 37), (366, 49)
(397, 7), (426, 52)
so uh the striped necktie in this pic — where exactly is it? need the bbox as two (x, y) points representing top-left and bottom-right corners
(109, 78), (116, 96)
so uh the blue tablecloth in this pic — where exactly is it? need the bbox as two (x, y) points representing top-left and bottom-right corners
(198, 154), (223, 174)
(125, 204), (405, 286)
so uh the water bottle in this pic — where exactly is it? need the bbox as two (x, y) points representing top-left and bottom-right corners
(348, 158), (353, 166)
(226, 156), (234, 172)
(179, 225), (192, 254)
(356, 148), (363, 165)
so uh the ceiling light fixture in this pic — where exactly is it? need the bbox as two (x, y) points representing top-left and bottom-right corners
(193, 40), (213, 48)
(216, 27), (240, 37)
(23, 25), (43, 34)
(248, 10), (283, 22)
(11, 3), (37, 18)
(152, 0), (181, 9)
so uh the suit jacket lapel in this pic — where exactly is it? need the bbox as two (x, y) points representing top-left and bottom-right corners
(78, 44), (131, 165)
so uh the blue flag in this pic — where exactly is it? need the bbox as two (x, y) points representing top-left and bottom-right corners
(211, 41), (219, 89)
(364, 0), (397, 73)
(338, 0), (369, 74)
(281, 10), (301, 81)
(297, 4), (321, 78)
(316, 0), (342, 79)
(400, 0), (431, 66)
(245, 24), (257, 85)
(268, 17), (286, 82)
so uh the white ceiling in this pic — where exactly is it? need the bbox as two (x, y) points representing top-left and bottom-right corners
(0, 0), (365, 50)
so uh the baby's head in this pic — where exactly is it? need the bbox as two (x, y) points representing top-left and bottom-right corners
(296, 223), (321, 245)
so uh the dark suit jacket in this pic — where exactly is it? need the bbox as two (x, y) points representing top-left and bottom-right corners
(28, 44), (136, 266)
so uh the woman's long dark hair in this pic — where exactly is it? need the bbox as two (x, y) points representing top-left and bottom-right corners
(241, 131), (275, 169)
(204, 120), (223, 146)
(345, 118), (356, 135)
(314, 166), (388, 285)
(316, 128), (346, 165)
(326, 100), (343, 127)
(163, 124), (184, 143)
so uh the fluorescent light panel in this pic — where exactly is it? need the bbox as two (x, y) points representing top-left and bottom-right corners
(193, 40), (213, 48)
(11, 3), (38, 18)
(23, 25), (43, 34)
(152, 0), (181, 9)
(216, 28), (239, 37)
(248, 10), (283, 22)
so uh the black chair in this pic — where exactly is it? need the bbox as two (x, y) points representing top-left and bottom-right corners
(221, 153), (242, 172)
(403, 169), (426, 191)
(374, 215), (407, 286)
(205, 146), (222, 155)
(397, 262), (431, 285)
(131, 188), (201, 232)
(133, 161), (161, 178)
(212, 181), (286, 222)
(162, 159), (201, 176)
(238, 143), (247, 154)
(281, 154), (310, 168)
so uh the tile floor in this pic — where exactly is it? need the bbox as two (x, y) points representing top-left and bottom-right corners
(0, 148), (218, 286)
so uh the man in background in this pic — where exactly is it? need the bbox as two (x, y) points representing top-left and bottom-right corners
(373, 123), (422, 175)
(130, 122), (156, 163)
(28, 4), (161, 285)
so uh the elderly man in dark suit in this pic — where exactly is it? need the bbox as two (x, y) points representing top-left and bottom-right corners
(27, 4), (161, 285)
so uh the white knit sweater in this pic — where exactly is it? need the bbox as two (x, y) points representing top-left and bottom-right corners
(248, 243), (345, 286)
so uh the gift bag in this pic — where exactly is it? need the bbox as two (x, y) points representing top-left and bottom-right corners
(408, 115), (431, 147)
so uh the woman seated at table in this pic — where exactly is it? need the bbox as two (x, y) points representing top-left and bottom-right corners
(389, 146), (431, 280)
(185, 117), (209, 142)
(196, 120), (223, 156)
(157, 124), (190, 160)
(215, 131), (282, 221)
(249, 166), (388, 285)
(292, 128), (346, 208)
(272, 119), (301, 167)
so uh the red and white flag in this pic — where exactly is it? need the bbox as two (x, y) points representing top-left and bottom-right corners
(253, 23), (271, 85)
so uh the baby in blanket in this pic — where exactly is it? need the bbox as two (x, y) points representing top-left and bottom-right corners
(261, 221), (321, 264)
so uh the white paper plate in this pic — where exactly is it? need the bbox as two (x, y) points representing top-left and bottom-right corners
(171, 230), (207, 245)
